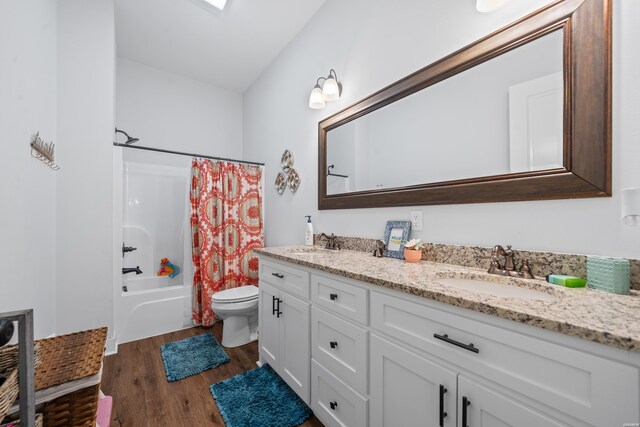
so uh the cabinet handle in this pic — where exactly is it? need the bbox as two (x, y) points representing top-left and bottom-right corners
(272, 272), (284, 279)
(329, 341), (338, 349)
(276, 298), (282, 318)
(439, 384), (448, 427)
(433, 333), (479, 354)
(462, 396), (470, 427)
(329, 293), (338, 301)
(272, 295), (277, 316)
(329, 401), (338, 410)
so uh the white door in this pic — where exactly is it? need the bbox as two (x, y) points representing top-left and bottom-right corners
(258, 281), (280, 370)
(279, 292), (311, 403)
(370, 334), (457, 427)
(509, 72), (564, 172)
(458, 376), (569, 427)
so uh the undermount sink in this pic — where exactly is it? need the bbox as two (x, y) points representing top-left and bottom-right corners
(437, 278), (558, 301)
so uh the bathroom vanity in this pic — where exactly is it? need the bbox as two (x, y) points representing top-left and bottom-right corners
(256, 247), (640, 427)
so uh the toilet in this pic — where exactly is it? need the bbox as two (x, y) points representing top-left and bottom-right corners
(211, 285), (259, 348)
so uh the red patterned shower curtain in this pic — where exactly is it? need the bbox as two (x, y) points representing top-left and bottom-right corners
(190, 159), (264, 326)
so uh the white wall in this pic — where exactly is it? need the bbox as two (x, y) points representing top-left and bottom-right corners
(243, 0), (640, 260)
(116, 58), (243, 168)
(56, 0), (116, 337)
(0, 0), (57, 339)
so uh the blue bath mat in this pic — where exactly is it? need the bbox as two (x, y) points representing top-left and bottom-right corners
(210, 364), (313, 427)
(160, 333), (229, 382)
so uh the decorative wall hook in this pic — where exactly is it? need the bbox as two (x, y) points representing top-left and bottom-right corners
(30, 132), (60, 170)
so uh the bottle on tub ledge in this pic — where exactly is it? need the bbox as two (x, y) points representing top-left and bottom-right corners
(305, 215), (314, 246)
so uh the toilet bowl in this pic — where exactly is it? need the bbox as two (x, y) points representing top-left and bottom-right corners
(211, 285), (259, 348)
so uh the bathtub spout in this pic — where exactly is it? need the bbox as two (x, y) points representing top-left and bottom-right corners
(123, 266), (143, 275)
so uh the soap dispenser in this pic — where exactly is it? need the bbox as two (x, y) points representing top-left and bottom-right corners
(305, 216), (314, 246)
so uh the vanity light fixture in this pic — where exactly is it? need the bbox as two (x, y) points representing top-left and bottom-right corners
(622, 188), (640, 226)
(308, 69), (342, 109)
(476, 0), (510, 13)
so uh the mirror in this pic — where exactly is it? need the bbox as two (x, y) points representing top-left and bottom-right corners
(319, 0), (611, 210)
(327, 31), (564, 195)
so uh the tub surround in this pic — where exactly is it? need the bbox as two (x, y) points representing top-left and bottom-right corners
(314, 234), (640, 290)
(255, 246), (640, 352)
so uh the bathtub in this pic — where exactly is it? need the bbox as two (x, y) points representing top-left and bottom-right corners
(118, 275), (193, 344)
(116, 161), (195, 345)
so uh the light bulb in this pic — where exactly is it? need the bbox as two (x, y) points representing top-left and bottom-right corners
(322, 77), (340, 101)
(309, 85), (325, 109)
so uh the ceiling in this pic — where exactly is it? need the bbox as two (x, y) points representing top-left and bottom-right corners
(114, 0), (325, 93)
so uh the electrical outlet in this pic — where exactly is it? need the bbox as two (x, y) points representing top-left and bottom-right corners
(410, 210), (423, 231)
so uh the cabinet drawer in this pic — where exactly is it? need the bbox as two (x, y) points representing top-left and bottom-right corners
(312, 274), (368, 324)
(371, 290), (640, 426)
(260, 259), (310, 299)
(311, 359), (368, 427)
(312, 307), (368, 394)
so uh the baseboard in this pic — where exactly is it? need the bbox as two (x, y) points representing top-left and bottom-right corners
(105, 336), (118, 356)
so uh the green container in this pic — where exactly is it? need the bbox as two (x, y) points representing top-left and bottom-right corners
(586, 256), (630, 295)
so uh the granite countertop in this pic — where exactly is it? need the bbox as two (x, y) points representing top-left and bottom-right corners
(255, 246), (640, 352)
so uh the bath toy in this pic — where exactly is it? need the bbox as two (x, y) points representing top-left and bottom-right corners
(157, 258), (181, 278)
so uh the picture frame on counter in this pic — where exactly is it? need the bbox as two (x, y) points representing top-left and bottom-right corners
(383, 220), (411, 259)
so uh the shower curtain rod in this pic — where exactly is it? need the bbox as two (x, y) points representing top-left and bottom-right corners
(113, 143), (265, 166)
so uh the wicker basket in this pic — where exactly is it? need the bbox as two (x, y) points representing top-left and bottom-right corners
(0, 328), (106, 426)
(0, 344), (42, 424)
(43, 384), (101, 427)
(0, 412), (44, 427)
(0, 370), (19, 424)
(0, 343), (42, 373)
(36, 328), (107, 427)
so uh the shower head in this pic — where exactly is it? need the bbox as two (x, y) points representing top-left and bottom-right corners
(115, 128), (139, 145)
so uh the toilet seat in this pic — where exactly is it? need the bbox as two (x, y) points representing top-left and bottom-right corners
(212, 285), (259, 304)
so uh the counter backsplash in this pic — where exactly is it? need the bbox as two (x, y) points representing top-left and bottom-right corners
(314, 234), (640, 291)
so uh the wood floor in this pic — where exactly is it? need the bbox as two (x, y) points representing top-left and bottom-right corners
(102, 324), (324, 427)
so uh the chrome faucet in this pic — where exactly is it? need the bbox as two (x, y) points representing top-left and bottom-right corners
(487, 245), (534, 279)
(123, 266), (143, 275)
(319, 233), (341, 250)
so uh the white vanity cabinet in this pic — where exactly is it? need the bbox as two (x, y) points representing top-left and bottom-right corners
(257, 256), (640, 427)
(457, 376), (569, 427)
(370, 334), (457, 427)
(258, 261), (311, 403)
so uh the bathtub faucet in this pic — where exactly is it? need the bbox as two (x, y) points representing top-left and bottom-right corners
(123, 266), (143, 275)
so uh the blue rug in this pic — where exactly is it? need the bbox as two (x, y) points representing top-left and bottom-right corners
(210, 364), (313, 427)
(160, 333), (229, 382)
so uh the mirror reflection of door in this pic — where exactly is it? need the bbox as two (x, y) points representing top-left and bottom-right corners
(325, 30), (564, 196)
(508, 72), (564, 172)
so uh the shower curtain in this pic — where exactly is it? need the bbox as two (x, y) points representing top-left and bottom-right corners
(190, 159), (264, 326)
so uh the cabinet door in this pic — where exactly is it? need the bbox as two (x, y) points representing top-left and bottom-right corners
(258, 281), (280, 370)
(370, 334), (457, 427)
(280, 292), (311, 403)
(458, 376), (569, 427)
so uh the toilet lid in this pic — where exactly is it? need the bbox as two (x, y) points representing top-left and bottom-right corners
(212, 285), (259, 303)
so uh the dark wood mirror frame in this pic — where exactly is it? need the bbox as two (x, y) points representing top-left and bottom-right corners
(318, 0), (611, 210)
